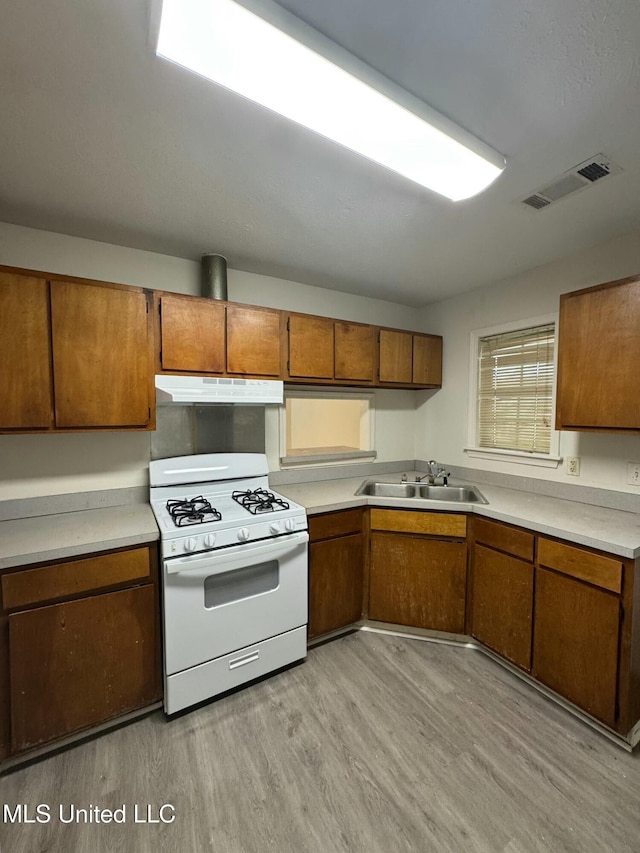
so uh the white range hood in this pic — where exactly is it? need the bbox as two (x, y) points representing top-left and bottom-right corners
(155, 375), (283, 405)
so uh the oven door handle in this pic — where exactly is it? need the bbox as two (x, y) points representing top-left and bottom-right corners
(165, 531), (309, 575)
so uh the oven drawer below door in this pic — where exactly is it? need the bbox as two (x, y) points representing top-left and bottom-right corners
(164, 626), (307, 714)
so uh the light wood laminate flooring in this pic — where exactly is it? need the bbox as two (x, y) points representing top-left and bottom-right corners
(2, 631), (640, 853)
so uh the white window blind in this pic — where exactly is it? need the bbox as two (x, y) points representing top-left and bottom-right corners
(477, 324), (555, 453)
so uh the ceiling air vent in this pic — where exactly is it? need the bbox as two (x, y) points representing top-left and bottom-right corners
(522, 194), (552, 210)
(521, 154), (622, 210)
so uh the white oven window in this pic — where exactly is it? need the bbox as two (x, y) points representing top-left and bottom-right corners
(204, 560), (279, 608)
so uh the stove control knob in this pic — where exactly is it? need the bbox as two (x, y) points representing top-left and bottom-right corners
(270, 522), (281, 534)
(285, 518), (296, 531)
(184, 537), (198, 553)
(203, 533), (216, 549)
(237, 527), (250, 542)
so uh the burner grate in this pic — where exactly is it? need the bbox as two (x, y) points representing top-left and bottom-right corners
(166, 496), (222, 527)
(232, 488), (290, 515)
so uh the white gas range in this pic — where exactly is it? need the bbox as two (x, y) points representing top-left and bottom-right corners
(149, 453), (308, 714)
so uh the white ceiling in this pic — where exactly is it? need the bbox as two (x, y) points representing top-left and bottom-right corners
(1, 0), (640, 306)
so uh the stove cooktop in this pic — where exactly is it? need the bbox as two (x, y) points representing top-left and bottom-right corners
(149, 453), (308, 557)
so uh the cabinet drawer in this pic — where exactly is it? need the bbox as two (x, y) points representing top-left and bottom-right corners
(474, 518), (534, 562)
(1, 546), (152, 610)
(370, 509), (466, 538)
(537, 538), (622, 594)
(309, 509), (363, 542)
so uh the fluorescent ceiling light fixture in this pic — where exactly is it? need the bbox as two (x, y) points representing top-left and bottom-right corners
(155, 0), (505, 200)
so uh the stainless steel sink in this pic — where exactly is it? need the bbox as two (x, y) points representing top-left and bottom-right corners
(416, 485), (488, 503)
(356, 482), (419, 498)
(355, 480), (488, 504)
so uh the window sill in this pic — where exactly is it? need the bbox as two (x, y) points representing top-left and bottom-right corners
(464, 447), (562, 469)
(281, 450), (376, 467)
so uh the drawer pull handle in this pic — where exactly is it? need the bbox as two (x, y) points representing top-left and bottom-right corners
(229, 651), (260, 670)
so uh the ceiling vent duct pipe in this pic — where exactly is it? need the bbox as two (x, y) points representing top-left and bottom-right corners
(201, 253), (228, 300)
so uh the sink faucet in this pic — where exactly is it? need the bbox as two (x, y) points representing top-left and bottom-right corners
(415, 460), (449, 485)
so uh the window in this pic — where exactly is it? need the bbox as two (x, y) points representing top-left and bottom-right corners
(470, 322), (557, 462)
(280, 391), (375, 466)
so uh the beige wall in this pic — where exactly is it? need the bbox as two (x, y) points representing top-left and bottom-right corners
(3, 220), (639, 500)
(0, 221), (418, 326)
(0, 222), (418, 499)
(415, 227), (640, 494)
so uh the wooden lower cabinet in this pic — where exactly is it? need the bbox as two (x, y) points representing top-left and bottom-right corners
(0, 545), (162, 761)
(308, 510), (364, 639)
(470, 545), (534, 670)
(470, 519), (535, 671)
(309, 535), (364, 639)
(369, 533), (467, 632)
(532, 567), (620, 728)
(9, 586), (159, 752)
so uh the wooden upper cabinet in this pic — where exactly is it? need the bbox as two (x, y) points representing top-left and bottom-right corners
(160, 293), (225, 373)
(288, 315), (334, 378)
(0, 271), (53, 429)
(412, 335), (442, 386)
(50, 281), (152, 429)
(226, 304), (281, 376)
(378, 329), (413, 384)
(335, 322), (375, 382)
(556, 275), (640, 431)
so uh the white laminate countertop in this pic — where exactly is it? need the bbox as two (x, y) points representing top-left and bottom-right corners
(277, 476), (640, 559)
(0, 504), (159, 571)
(1, 477), (638, 569)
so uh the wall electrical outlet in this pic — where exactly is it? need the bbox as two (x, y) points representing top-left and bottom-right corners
(627, 462), (640, 486)
(566, 456), (580, 476)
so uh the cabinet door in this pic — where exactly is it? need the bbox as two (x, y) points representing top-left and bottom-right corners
(51, 281), (152, 428)
(0, 272), (53, 429)
(369, 533), (466, 632)
(288, 315), (334, 378)
(160, 293), (225, 373)
(9, 585), (160, 752)
(226, 304), (281, 376)
(470, 545), (533, 670)
(532, 567), (620, 727)
(309, 534), (364, 639)
(335, 322), (375, 382)
(556, 277), (640, 430)
(378, 330), (412, 384)
(412, 335), (442, 386)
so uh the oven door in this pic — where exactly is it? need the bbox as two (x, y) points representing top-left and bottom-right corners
(162, 531), (308, 675)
